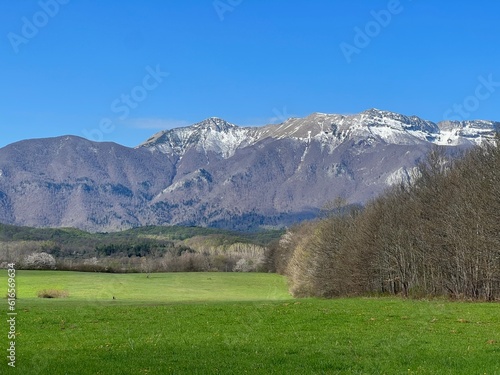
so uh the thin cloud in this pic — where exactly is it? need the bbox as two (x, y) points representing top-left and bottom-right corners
(126, 118), (191, 130)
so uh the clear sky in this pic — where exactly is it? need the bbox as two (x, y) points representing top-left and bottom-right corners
(1, 0), (500, 148)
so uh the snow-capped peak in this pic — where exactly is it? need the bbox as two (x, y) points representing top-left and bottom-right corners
(138, 110), (499, 158)
(138, 117), (254, 158)
(193, 117), (238, 132)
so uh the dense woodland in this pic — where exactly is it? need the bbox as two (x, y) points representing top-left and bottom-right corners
(268, 137), (500, 300)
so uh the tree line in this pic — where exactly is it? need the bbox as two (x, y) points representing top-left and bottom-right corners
(268, 137), (500, 300)
(0, 226), (275, 273)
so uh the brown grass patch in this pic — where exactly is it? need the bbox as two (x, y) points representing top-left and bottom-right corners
(37, 289), (69, 299)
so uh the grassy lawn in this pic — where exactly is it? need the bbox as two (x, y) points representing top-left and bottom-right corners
(2, 271), (500, 374)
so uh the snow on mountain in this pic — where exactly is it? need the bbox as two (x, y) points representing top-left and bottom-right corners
(139, 109), (499, 156)
(0, 109), (497, 232)
(139, 117), (259, 158)
(435, 119), (499, 146)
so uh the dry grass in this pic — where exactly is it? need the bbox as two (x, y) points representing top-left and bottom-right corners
(36, 289), (69, 298)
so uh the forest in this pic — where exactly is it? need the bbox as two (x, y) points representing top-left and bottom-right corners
(268, 137), (500, 300)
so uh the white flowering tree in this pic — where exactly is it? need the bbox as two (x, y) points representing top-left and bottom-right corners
(23, 252), (56, 270)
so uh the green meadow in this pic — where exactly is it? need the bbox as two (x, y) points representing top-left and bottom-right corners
(13, 271), (290, 302)
(3, 271), (500, 374)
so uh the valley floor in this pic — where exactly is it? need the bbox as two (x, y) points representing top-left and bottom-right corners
(4, 271), (500, 374)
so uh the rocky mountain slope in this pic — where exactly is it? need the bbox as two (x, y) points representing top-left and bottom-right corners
(0, 109), (498, 231)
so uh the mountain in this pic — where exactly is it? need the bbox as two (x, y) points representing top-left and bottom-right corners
(0, 109), (498, 231)
(0, 137), (175, 231)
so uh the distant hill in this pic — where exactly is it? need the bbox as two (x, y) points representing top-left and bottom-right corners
(0, 223), (282, 250)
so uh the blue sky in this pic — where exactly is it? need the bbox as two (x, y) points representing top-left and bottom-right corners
(1, 0), (500, 148)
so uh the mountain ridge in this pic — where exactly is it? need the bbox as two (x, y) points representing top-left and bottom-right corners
(0, 109), (498, 232)
(139, 108), (499, 156)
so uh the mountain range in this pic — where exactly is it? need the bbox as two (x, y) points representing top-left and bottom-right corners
(0, 109), (498, 231)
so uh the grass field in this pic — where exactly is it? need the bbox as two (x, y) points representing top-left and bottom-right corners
(3, 271), (500, 374)
(13, 270), (290, 302)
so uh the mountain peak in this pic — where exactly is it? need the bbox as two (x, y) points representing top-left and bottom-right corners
(193, 117), (237, 132)
(361, 108), (407, 119)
